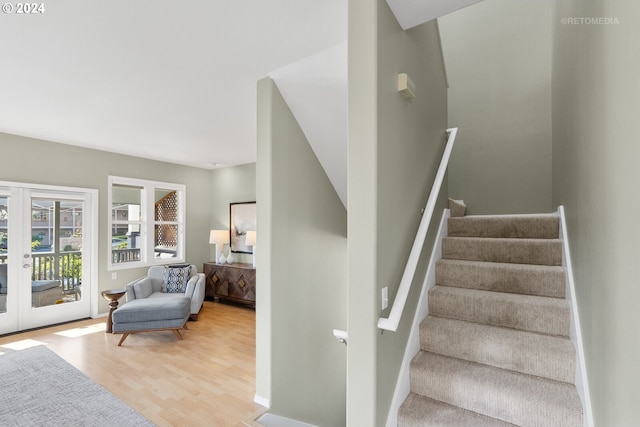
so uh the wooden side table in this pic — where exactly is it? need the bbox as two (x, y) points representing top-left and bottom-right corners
(101, 289), (126, 333)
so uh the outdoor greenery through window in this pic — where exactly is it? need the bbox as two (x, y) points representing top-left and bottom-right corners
(109, 177), (185, 269)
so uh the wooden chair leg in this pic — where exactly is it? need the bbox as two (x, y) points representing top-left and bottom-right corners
(117, 333), (129, 346)
(172, 329), (184, 340)
(183, 323), (189, 330)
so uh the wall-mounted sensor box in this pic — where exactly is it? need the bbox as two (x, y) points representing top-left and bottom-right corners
(398, 73), (416, 100)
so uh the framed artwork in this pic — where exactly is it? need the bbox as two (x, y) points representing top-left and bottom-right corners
(230, 202), (256, 253)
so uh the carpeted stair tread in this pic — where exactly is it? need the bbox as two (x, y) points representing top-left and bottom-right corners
(448, 214), (559, 239)
(442, 237), (562, 266)
(420, 315), (576, 383)
(398, 393), (517, 427)
(410, 351), (583, 427)
(428, 285), (570, 336)
(436, 259), (566, 298)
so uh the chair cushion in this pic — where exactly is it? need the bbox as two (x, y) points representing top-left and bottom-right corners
(32, 280), (60, 293)
(162, 265), (191, 293)
(133, 278), (153, 299)
(113, 297), (190, 323)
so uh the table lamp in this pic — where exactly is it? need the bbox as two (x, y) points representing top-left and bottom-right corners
(209, 229), (230, 264)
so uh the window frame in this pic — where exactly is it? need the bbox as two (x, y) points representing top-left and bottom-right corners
(108, 176), (186, 271)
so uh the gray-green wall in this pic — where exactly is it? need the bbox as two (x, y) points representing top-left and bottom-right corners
(552, 0), (640, 425)
(347, 1), (448, 424)
(209, 163), (256, 265)
(256, 78), (348, 426)
(0, 132), (212, 313)
(439, 0), (553, 215)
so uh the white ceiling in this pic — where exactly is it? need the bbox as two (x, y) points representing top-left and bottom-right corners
(0, 0), (347, 169)
(0, 0), (476, 205)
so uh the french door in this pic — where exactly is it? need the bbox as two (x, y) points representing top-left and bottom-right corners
(0, 183), (97, 335)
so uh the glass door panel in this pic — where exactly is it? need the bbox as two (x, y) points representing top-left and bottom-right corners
(0, 189), (19, 334)
(30, 198), (84, 308)
(22, 192), (90, 330)
(0, 196), (9, 316)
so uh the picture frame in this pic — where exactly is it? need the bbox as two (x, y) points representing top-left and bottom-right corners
(230, 201), (256, 253)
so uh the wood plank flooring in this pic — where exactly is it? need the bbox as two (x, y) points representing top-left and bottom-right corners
(0, 301), (262, 427)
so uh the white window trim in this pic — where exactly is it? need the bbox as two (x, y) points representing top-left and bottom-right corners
(108, 176), (186, 271)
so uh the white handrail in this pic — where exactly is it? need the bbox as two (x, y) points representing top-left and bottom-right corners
(377, 127), (458, 332)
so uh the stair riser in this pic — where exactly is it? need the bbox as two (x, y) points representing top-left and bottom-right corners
(410, 352), (583, 427)
(442, 237), (562, 266)
(429, 286), (571, 336)
(436, 260), (566, 298)
(448, 216), (559, 239)
(399, 394), (515, 427)
(421, 316), (576, 383)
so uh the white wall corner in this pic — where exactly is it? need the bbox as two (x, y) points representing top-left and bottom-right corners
(434, 20), (450, 89)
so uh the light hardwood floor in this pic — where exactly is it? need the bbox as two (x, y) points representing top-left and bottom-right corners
(0, 300), (263, 427)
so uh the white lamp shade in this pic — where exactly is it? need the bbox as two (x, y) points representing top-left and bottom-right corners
(245, 230), (256, 246)
(209, 229), (229, 245)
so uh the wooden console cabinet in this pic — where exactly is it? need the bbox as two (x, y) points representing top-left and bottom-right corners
(203, 262), (256, 307)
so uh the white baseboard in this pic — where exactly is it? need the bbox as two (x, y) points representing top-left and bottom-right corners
(254, 394), (270, 408)
(558, 206), (594, 427)
(256, 414), (318, 427)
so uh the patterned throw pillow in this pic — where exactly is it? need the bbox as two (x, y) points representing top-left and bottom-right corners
(162, 265), (191, 293)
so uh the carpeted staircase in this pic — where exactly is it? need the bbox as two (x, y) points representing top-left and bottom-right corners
(398, 213), (584, 427)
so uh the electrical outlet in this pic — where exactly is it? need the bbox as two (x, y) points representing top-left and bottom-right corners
(382, 287), (389, 310)
(111, 272), (117, 280)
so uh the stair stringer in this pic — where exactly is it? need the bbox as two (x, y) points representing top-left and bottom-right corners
(558, 206), (594, 427)
(385, 208), (449, 427)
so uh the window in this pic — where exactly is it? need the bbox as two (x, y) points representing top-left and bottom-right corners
(108, 177), (185, 269)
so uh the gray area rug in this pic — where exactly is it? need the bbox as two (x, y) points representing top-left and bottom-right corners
(0, 345), (155, 427)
